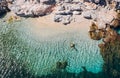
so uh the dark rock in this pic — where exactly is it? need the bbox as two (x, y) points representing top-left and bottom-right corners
(41, 0), (56, 5)
(70, 42), (75, 48)
(99, 36), (120, 78)
(56, 61), (68, 69)
(82, 11), (92, 19)
(54, 15), (62, 22)
(89, 22), (103, 40)
(115, 2), (120, 10)
(89, 22), (98, 31)
(89, 31), (103, 40)
(0, 0), (10, 17)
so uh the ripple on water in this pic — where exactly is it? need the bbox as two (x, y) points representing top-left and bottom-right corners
(0, 18), (104, 77)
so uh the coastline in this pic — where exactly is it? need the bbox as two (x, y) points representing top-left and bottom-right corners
(4, 12), (103, 76)
(0, 0), (120, 78)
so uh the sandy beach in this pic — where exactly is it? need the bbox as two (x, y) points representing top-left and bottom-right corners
(19, 13), (91, 40)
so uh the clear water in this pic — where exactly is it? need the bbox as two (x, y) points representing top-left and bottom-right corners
(0, 18), (104, 77)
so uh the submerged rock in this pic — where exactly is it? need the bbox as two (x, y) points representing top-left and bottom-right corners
(56, 61), (68, 69)
(99, 34), (120, 78)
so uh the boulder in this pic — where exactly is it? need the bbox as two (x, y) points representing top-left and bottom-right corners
(64, 0), (73, 3)
(70, 4), (82, 11)
(62, 19), (71, 25)
(94, 0), (100, 4)
(85, 2), (97, 10)
(54, 15), (63, 22)
(56, 61), (68, 69)
(55, 10), (72, 15)
(41, 0), (56, 4)
(62, 15), (71, 25)
(73, 11), (81, 15)
(40, 0), (49, 3)
(9, 0), (55, 17)
(82, 11), (92, 19)
(56, 6), (65, 11)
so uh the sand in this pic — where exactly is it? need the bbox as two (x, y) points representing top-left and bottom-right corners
(22, 13), (91, 39)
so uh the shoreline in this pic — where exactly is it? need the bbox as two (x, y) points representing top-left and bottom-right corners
(21, 13), (91, 39)
(7, 13), (103, 76)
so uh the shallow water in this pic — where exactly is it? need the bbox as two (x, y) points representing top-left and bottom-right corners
(0, 18), (104, 77)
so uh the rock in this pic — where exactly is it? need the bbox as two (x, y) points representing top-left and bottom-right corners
(54, 15), (62, 22)
(62, 19), (71, 25)
(56, 0), (73, 3)
(103, 28), (118, 43)
(55, 0), (62, 3)
(83, 10), (96, 20)
(7, 15), (21, 23)
(0, 0), (10, 17)
(115, 2), (120, 10)
(41, 0), (56, 4)
(72, 0), (83, 3)
(70, 42), (75, 48)
(82, 11), (91, 19)
(73, 11), (81, 15)
(40, 0), (49, 3)
(95, 9), (118, 29)
(62, 15), (71, 25)
(64, 0), (73, 3)
(57, 6), (65, 11)
(89, 30), (103, 40)
(99, 32), (120, 77)
(56, 61), (68, 69)
(70, 4), (82, 11)
(65, 10), (73, 15)
(89, 22), (98, 31)
(110, 19), (119, 27)
(89, 22), (106, 40)
(31, 4), (52, 16)
(106, 15), (115, 24)
(55, 10), (72, 15)
(98, 43), (105, 48)
(9, 0), (55, 17)
(55, 11), (66, 15)
(94, 0), (100, 4)
(103, 36), (111, 43)
(85, 2), (97, 10)
(97, 21), (106, 29)
(91, 12), (97, 20)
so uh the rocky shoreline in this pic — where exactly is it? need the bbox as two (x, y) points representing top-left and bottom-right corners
(89, 6), (120, 78)
(0, 0), (120, 25)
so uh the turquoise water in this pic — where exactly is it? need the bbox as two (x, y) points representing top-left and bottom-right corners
(0, 18), (104, 77)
